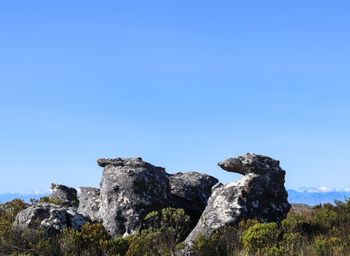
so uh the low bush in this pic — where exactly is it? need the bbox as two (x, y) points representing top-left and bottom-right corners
(242, 222), (282, 255)
(127, 207), (191, 256)
(2, 200), (350, 255)
(38, 196), (63, 206)
(193, 226), (241, 256)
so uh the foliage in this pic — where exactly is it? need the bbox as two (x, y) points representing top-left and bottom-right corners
(3, 200), (350, 255)
(127, 207), (191, 256)
(38, 196), (63, 206)
(310, 235), (349, 256)
(192, 225), (242, 256)
(59, 223), (129, 256)
(144, 207), (191, 243)
(0, 199), (29, 253)
(242, 222), (282, 255)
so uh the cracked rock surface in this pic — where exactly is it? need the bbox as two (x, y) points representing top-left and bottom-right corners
(12, 153), (290, 244)
(13, 203), (88, 235)
(97, 157), (172, 236)
(78, 187), (101, 221)
(168, 172), (218, 223)
(185, 153), (290, 247)
(50, 183), (78, 207)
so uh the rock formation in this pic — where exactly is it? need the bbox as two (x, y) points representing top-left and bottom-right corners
(97, 157), (173, 236)
(184, 153), (290, 247)
(12, 153), (290, 245)
(168, 172), (218, 222)
(13, 204), (88, 235)
(77, 161), (218, 235)
(13, 184), (89, 235)
(78, 187), (101, 221)
(50, 183), (78, 207)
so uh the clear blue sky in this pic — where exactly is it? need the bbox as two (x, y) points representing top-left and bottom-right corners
(1, 1), (350, 193)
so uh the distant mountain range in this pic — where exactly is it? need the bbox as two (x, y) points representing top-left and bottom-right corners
(0, 192), (47, 203)
(1, 188), (350, 206)
(287, 188), (350, 206)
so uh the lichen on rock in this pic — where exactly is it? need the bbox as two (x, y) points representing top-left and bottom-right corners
(184, 153), (290, 249)
(13, 203), (88, 235)
(50, 183), (78, 207)
(78, 187), (101, 221)
(97, 157), (172, 236)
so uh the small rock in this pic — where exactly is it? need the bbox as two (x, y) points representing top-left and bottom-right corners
(50, 183), (78, 207)
(13, 204), (88, 235)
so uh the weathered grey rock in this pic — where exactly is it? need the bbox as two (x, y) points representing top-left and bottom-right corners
(98, 157), (172, 236)
(185, 153), (290, 247)
(168, 172), (218, 222)
(218, 153), (282, 176)
(78, 187), (101, 221)
(13, 203), (88, 235)
(50, 183), (78, 207)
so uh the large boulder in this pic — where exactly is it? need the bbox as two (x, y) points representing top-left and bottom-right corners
(50, 183), (78, 207)
(97, 157), (173, 236)
(185, 153), (290, 247)
(13, 203), (88, 235)
(78, 187), (101, 221)
(168, 172), (218, 222)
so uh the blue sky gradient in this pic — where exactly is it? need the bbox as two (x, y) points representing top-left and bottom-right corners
(1, 1), (350, 193)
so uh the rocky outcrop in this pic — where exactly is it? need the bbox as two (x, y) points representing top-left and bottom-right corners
(78, 162), (219, 236)
(98, 157), (173, 236)
(185, 153), (290, 247)
(78, 187), (101, 221)
(13, 203), (88, 235)
(50, 183), (78, 207)
(13, 184), (87, 235)
(12, 153), (291, 244)
(168, 172), (218, 222)
(217, 153), (290, 222)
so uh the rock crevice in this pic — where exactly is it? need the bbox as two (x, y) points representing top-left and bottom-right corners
(184, 153), (291, 248)
(13, 153), (290, 244)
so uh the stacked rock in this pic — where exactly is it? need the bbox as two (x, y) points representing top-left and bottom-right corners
(13, 183), (88, 235)
(184, 153), (291, 247)
(12, 153), (290, 244)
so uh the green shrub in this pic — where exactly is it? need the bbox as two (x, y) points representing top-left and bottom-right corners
(126, 229), (168, 256)
(39, 196), (63, 206)
(282, 211), (321, 238)
(0, 200), (33, 255)
(242, 222), (282, 255)
(311, 235), (349, 256)
(144, 207), (191, 242)
(59, 228), (82, 255)
(127, 208), (191, 256)
(280, 232), (307, 256)
(100, 237), (129, 256)
(5, 201), (350, 256)
(30, 237), (61, 256)
(59, 223), (129, 256)
(238, 218), (259, 231)
(313, 207), (338, 230)
(192, 226), (241, 256)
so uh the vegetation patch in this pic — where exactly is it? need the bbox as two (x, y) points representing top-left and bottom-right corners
(2, 200), (350, 255)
